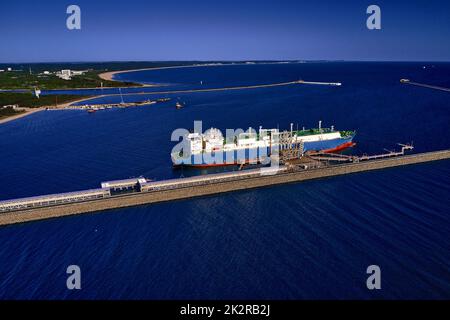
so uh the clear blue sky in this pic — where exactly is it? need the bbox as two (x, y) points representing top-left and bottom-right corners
(0, 0), (449, 62)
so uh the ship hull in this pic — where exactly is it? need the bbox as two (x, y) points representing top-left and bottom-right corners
(172, 135), (355, 167)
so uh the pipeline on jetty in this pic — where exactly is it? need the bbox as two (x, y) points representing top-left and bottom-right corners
(64, 98), (172, 111)
(400, 79), (450, 92)
(0, 149), (449, 227)
(66, 80), (342, 107)
(106, 80), (342, 97)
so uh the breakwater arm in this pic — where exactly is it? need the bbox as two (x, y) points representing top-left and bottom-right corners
(0, 150), (449, 227)
(400, 79), (450, 92)
(66, 79), (341, 107)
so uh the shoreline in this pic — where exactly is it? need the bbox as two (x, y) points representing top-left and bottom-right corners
(0, 108), (44, 125)
(97, 62), (287, 82)
(1, 62), (335, 123)
(98, 64), (214, 81)
(0, 96), (96, 125)
(1, 79), (338, 121)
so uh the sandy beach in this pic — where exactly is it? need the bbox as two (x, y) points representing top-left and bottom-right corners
(0, 108), (44, 125)
(98, 63), (227, 81)
(98, 62), (293, 82)
(0, 96), (99, 125)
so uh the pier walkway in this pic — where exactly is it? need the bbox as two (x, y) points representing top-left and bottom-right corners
(401, 79), (450, 93)
(87, 80), (340, 98)
(0, 149), (449, 226)
(66, 80), (341, 107)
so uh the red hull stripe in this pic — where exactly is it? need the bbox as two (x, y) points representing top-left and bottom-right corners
(322, 141), (356, 153)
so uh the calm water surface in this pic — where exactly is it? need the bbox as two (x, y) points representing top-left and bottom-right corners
(0, 62), (449, 299)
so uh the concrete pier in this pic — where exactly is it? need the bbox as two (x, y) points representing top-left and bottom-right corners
(401, 79), (450, 92)
(0, 150), (449, 227)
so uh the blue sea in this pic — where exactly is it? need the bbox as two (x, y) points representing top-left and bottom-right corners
(0, 62), (449, 299)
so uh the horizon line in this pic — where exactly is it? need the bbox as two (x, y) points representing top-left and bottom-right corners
(1, 59), (450, 65)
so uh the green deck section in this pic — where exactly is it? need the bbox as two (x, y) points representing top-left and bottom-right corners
(175, 128), (356, 157)
(295, 128), (332, 136)
(295, 128), (355, 138)
(339, 130), (355, 138)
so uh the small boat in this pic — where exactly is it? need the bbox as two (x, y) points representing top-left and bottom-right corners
(144, 99), (157, 105)
(87, 109), (97, 113)
(176, 102), (184, 109)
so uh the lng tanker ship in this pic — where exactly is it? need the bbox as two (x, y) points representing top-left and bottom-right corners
(172, 121), (356, 167)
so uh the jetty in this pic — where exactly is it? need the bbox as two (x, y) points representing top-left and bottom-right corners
(89, 80), (341, 100)
(63, 98), (171, 111)
(0, 148), (449, 227)
(400, 79), (450, 92)
(37, 79), (341, 111)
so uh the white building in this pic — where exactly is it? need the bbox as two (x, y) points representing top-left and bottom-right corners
(34, 88), (41, 98)
(56, 69), (87, 80)
(2, 104), (19, 109)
